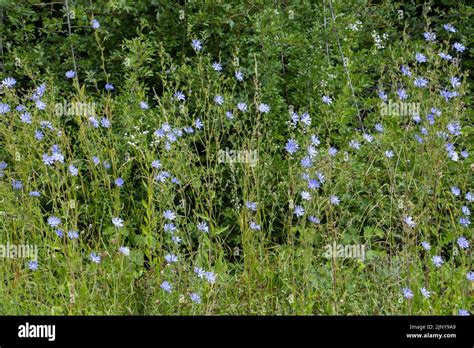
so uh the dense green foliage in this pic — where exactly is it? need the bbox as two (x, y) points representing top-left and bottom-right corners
(0, 0), (472, 315)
